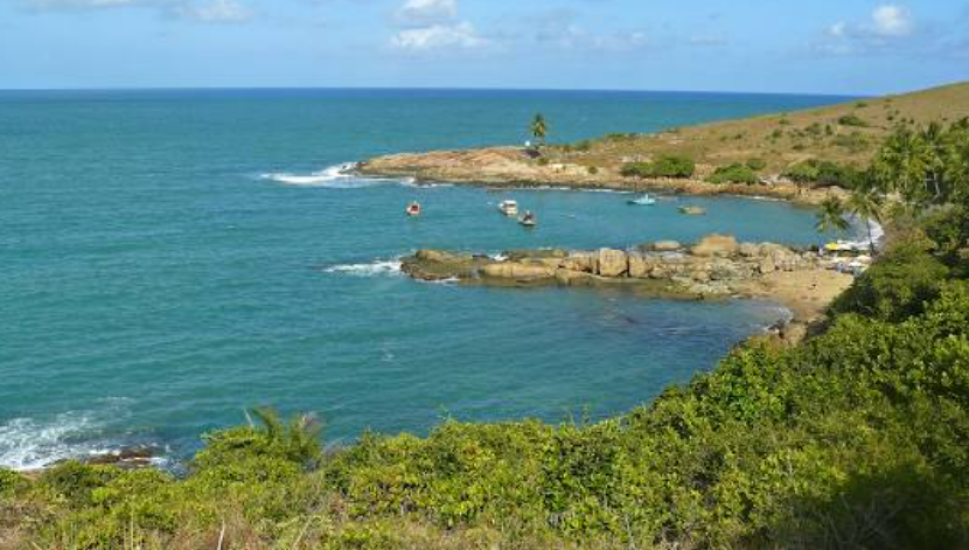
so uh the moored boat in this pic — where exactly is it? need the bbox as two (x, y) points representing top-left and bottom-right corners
(519, 211), (537, 228)
(627, 194), (657, 206)
(406, 201), (422, 217)
(498, 200), (519, 216)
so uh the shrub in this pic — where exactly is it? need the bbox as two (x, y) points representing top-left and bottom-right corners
(708, 163), (759, 185)
(831, 239), (951, 323)
(838, 114), (868, 127)
(620, 155), (695, 179)
(746, 158), (767, 171)
(783, 160), (862, 188)
(651, 155), (695, 177)
(537, 157), (549, 166)
(587, 166), (598, 175)
(0, 468), (27, 498)
(833, 131), (869, 153)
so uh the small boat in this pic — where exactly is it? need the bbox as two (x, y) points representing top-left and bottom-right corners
(519, 211), (537, 228)
(405, 201), (422, 217)
(498, 200), (519, 216)
(678, 206), (707, 216)
(627, 194), (657, 206)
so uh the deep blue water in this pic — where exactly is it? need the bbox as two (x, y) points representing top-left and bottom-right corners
(0, 89), (850, 469)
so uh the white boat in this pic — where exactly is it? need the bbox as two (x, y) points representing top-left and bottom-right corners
(519, 211), (537, 228)
(627, 194), (657, 206)
(498, 200), (519, 216)
(405, 202), (422, 217)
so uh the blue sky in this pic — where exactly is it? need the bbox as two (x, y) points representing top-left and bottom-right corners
(1, 0), (967, 94)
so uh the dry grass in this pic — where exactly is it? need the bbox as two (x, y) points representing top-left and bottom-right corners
(551, 81), (969, 176)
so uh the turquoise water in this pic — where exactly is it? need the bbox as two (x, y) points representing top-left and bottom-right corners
(0, 89), (850, 469)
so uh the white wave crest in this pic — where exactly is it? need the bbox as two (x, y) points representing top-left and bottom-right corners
(324, 259), (402, 277)
(260, 162), (357, 187)
(0, 413), (112, 471)
(841, 216), (886, 251)
(260, 163), (429, 189)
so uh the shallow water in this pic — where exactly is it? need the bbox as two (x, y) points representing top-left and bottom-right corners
(0, 89), (849, 469)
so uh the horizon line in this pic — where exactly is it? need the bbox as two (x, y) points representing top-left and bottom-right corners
(0, 84), (864, 99)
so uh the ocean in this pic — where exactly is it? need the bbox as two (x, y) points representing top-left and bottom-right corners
(0, 88), (851, 469)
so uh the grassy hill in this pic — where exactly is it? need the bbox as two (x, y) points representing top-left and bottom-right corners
(549, 81), (969, 177)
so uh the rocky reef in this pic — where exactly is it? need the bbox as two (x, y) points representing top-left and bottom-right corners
(403, 234), (816, 296)
(401, 234), (855, 344)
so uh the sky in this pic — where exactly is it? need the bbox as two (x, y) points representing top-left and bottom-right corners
(1, 0), (968, 94)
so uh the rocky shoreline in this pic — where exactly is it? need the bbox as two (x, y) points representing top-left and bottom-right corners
(402, 234), (856, 344)
(356, 147), (847, 205)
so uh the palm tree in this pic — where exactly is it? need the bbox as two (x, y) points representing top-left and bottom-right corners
(250, 406), (323, 466)
(846, 187), (884, 254)
(531, 113), (548, 148)
(815, 196), (850, 236)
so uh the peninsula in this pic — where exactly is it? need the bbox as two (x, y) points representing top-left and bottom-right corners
(358, 81), (969, 203)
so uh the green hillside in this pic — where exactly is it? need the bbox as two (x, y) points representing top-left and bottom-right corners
(547, 81), (969, 178)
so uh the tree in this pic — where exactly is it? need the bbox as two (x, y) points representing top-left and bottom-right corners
(846, 187), (885, 254)
(531, 113), (548, 147)
(250, 406), (323, 466)
(815, 197), (850, 236)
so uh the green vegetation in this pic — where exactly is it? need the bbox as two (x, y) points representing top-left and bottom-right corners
(837, 114), (869, 127)
(531, 113), (548, 147)
(745, 157), (767, 171)
(832, 131), (870, 153)
(783, 159), (863, 189)
(620, 155), (695, 179)
(871, 120), (969, 208)
(707, 163), (758, 185)
(814, 196), (850, 235)
(546, 82), (969, 179)
(3, 121), (969, 549)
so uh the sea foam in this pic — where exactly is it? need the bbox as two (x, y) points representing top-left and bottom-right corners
(0, 413), (112, 471)
(260, 163), (426, 189)
(323, 258), (403, 277)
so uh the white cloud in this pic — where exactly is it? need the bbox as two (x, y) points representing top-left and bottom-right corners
(395, 0), (457, 25)
(23, 0), (167, 8)
(390, 21), (486, 51)
(531, 10), (649, 53)
(827, 21), (847, 38)
(175, 0), (250, 22)
(817, 4), (918, 55)
(871, 4), (913, 37)
(20, 0), (252, 22)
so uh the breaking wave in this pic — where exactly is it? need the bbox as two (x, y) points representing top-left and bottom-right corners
(0, 399), (165, 471)
(323, 258), (403, 277)
(259, 163), (427, 189)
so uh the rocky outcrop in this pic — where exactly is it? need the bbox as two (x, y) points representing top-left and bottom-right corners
(690, 234), (739, 257)
(355, 147), (847, 206)
(596, 249), (629, 277)
(400, 234), (820, 299)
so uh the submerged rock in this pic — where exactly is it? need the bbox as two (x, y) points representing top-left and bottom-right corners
(648, 240), (682, 252)
(691, 234), (739, 257)
(679, 206), (707, 216)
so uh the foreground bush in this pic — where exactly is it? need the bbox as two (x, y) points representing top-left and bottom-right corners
(5, 227), (969, 548)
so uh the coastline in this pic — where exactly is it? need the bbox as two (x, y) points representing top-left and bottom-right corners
(355, 146), (848, 206)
